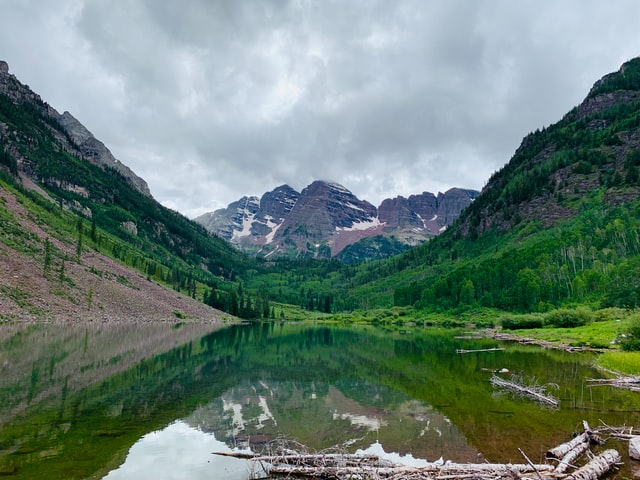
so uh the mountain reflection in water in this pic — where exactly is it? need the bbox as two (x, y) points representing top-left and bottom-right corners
(184, 379), (479, 462)
(2, 321), (640, 479)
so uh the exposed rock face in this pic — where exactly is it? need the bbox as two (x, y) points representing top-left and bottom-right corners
(196, 181), (478, 260)
(56, 111), (152, 197)
(576, 91), (640, 120)
(272, 181), (379, 257)
(379, 189), (479, 233)
(0, 61), (46, 107)
(0, 60), (151, 198)
(437, 188), (480, 225)
(195, 196), (260, 241)
(251, 184), (300, 238)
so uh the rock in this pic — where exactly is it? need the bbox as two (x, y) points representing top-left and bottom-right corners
(630, 436), (640, 461)
(0, 61), (9, 74)
(121, 221), (138, 236)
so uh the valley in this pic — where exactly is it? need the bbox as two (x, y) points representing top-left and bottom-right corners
(2, 52), (640, 480)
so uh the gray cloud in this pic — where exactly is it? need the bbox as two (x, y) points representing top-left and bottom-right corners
(1, 0), (640, 217)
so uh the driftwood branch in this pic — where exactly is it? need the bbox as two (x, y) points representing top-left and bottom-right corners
(587, 376), (640, 392)
(456, 347), (505, 354)
(490, 374), (559, 407)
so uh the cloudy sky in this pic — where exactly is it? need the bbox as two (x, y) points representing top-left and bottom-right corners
(2, 1), (640, 217)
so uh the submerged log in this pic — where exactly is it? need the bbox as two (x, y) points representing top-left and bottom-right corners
(587, 376), (640, 392)
(490, 374), (559, 407)
(456, 347), (505, 354)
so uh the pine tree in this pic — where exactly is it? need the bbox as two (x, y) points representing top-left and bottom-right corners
(43, 238), (52, 275)
(76, 218), (83, 263)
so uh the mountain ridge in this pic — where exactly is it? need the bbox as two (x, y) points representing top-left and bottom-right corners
(3, 55), (640, 322)
(195, 180), (479, 259)
(0, 61), (151, 198)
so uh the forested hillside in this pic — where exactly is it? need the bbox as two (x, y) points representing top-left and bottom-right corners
(0, 65), (266, 321)
(242, 58), (640, 316)
(342, 58), (640, 313)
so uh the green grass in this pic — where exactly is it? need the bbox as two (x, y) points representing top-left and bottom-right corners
(491, 308), (640, 375)
(597, 351), (640, 375)
(504, 320), (626, 348)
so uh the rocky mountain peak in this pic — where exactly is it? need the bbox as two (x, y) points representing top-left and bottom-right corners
(195, 180), (478, 260)
(257, 184), (299, 221)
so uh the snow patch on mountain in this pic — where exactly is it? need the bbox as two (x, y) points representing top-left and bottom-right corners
(336, 217), (384, 232)
(264, 217), (284, 244)
(232, 211), (256, 240)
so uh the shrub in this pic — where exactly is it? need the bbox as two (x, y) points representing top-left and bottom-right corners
(501, 314), (544, 330)
(544, 308), (593, 328)
(620, 318), (640, 351)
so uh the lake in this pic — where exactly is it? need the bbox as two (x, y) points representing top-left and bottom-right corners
(1, 321), (640, 479)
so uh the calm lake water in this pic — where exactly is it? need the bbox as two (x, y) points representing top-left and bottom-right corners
(1, 321), (640, 479)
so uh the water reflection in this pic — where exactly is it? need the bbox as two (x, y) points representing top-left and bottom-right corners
(104, 421), (251, 480)
(1, 321), (640, 479)
(183, 379), (479, 463)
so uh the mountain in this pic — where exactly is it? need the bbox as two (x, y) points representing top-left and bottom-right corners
(196, 184), (299, 248)
(0, 60), (250, 322)
(236, 58), (640, 315)
(195, 181), (478, 259)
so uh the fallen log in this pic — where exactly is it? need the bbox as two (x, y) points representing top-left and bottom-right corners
(553, 441), (589, 474)
(565, 449), (621, 480)
(267, 462), (557, 479)
(456, 347), (505, 354)
(252, 453), (385, 467)
(547, 432), (589, 459)
(630, 436), (640, 461)
(214, 421), (623, 480)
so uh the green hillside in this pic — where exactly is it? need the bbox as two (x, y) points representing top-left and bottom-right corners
(241, 58), (640, 319)
(0, 77), (263, 320)
(332, 57), (640, 314)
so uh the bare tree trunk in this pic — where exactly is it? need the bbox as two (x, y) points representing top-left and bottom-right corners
(567, 449), (621, 480)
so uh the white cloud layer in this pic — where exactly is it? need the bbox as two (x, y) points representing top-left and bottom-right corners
(2, 0), (640, 217)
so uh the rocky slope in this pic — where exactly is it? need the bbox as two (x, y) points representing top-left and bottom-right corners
(196, 181), (478, 259)
(457, 57), (640, 239)
(0, 61), (151, 197)
(0, 185), (223, 324)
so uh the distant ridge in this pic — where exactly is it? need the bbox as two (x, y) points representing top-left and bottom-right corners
(195, 180), (478, 260)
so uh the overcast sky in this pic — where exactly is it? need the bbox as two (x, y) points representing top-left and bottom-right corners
(2, 1), (640, 217)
